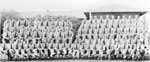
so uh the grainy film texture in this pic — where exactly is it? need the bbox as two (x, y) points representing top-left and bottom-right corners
(0, 0), (150, 62)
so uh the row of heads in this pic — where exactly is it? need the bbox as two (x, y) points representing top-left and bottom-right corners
(90, 15), (140, 20)
(5, 15), (76, 21)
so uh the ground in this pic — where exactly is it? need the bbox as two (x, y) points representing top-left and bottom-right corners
(1, 60), (150, 62)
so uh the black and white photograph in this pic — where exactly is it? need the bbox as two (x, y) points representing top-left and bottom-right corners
(0, 0), (150, 62)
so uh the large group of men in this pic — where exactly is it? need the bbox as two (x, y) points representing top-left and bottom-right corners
(0, 15), (150, 61)
(0, 16), (74, 60)
(76, 15), (150, 60)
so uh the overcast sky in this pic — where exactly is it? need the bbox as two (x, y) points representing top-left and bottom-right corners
(0, 0), (149, 12)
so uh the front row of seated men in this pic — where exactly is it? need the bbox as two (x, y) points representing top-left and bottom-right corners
(0, 38), (150, 60)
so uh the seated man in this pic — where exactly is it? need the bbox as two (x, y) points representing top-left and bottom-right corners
(0, 45), (8, 60)
(102, 45), (108, 59)
(72, 44), (80, 59)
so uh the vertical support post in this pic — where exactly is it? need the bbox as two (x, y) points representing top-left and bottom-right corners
(89, 11), (92, 20)
(143, 14), (148, 46)
(0, 14), (1, 43)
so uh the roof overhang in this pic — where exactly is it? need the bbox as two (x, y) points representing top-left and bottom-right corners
(84, 4), (148, 18)
(84, 11), (147, 19)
